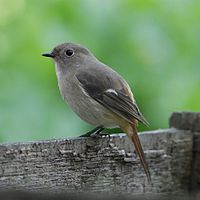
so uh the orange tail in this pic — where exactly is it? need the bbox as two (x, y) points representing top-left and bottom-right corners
(123, 123), (151, 183)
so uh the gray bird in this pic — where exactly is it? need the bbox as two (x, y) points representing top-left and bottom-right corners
(42, 42), (151, 182)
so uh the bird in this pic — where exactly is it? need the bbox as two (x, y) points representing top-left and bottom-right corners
(42, 42), (151, 183)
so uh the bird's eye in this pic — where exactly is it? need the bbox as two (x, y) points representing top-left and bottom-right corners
(65, 49), (74, 57)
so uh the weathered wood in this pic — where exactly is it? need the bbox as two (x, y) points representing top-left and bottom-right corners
(169, 112), (200, 132)
(189, 131), (200, 193)
(0, 128), (193, 194)
(169, 112), (200, 193)
(0, 111), (199, 196)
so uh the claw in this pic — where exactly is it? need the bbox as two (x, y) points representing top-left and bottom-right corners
(79, 126), (104, 137)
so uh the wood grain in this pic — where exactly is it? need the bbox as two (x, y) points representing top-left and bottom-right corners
(0, 128), (193, 194)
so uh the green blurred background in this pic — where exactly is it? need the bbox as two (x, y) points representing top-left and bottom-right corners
(0, 0), (200, 142)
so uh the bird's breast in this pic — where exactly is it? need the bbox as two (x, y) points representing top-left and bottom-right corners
(56, 75), (118, 128)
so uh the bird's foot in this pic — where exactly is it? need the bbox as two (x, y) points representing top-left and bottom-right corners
(96, 132), (111, 138)
(79, 126), (104, 138)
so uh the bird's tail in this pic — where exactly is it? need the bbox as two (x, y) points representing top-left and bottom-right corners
(121, 122), (151, 183)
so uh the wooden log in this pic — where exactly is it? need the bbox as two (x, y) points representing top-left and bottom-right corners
(169, 112), (200, 193)
(0, 128), (193, 194)
(169, 112), (200, 132)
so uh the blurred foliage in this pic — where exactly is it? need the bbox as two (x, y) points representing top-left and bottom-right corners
(0, 0), (200, 142)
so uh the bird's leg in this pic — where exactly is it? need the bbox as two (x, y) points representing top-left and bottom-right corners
(79, 126), (104, 137)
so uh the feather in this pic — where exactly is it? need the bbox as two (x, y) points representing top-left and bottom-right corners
(75, 69), (149, 127)
(130, 123), (151, 183)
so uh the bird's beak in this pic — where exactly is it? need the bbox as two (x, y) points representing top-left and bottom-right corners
(42, 52), (55, 58)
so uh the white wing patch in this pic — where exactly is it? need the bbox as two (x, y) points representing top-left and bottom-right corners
(106, 89), (118, 96)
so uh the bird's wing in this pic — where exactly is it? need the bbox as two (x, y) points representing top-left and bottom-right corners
(75, 69), (149, 126)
